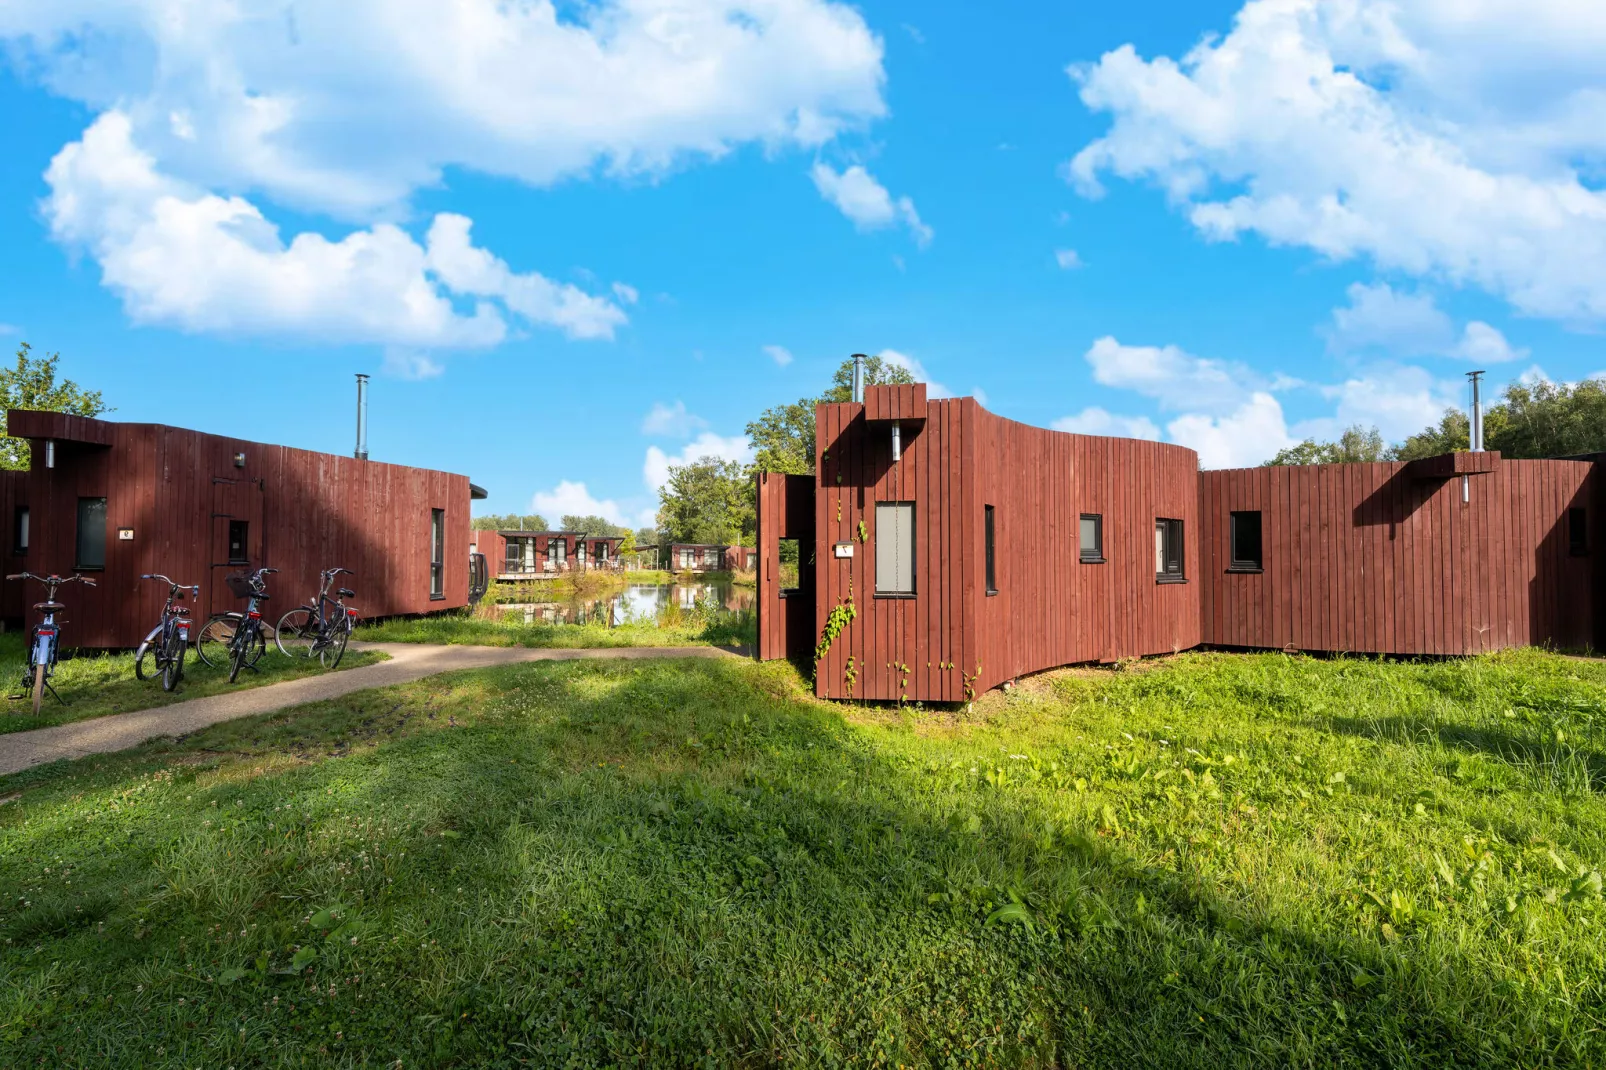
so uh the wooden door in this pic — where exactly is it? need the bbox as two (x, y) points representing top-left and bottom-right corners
(757, 471), (816, 662)
(209, 476), (264, 617)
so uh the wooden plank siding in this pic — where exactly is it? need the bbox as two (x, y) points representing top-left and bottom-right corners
(8, 411), (473, 648)
(1198, 460), (1596, 654)
(756, 472), (816, 663)
(810, 392), (1200, 702)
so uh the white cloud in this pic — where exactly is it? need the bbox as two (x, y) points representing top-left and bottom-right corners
(611, 282), (639, 305)
(763, 344), (794, 367)
(1325, 282), (1527, 362)
(810, 163), (933, 246)
(1054, 248), (1083, 270)
(381, 349), (444, 380)
(1052, 406), (1162, 440)
(42, 112), (623, 346)
(0, 324), (17, 335)
(972, 387), (990, 407)
(879, 348), (952, 398)
(643, 431), (755, 491)
(4, 0), (886, 345)
(1297, 363), (1462, 442)
(1082, 335), (1263, 415)
(531, 480), (630, 528)
(1167, 393), (1297, 469)
(641, 400), (708, 437)
(1069, 0), (1606, 323)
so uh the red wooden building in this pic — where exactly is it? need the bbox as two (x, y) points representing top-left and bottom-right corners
(667, 543), (747, 572)
(4, 409), (482, 648)
(468, 529), (624, 580)
(757, 385), (1602, 702)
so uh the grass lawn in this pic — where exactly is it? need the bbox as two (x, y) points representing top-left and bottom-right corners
(1, 649), (1604, 1066)
(357, 605), (755, 650)
(0, 633), (387, 736)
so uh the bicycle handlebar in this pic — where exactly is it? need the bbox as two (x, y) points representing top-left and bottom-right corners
(6, 572), (96, 586)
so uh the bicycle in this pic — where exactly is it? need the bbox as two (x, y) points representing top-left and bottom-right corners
(134, 575), (200, 692)
(196, 567), (278, 682)
(5, 572), (97, 716)
(275, 567), (358, 668)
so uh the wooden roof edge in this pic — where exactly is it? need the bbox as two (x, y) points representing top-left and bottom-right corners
(7, 408), (115, 445)
(1405, 450), (1501, 479)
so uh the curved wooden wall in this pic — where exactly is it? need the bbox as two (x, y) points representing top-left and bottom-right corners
(1199, 459), (1596, 654)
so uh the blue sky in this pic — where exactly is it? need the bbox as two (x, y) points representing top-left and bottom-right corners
(3, 0), (1605, 526)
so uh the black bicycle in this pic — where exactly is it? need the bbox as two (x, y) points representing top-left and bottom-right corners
(6, 572), (96, 716)
(275, 567), (357, 668)
(196, 567), (278, 682)
(134, 574), (200, 692)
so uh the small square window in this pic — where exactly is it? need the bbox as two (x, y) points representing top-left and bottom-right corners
(1569, 508), (1588, 556)
(1079, 513), (1103, 563)
(1229, 511), (1263, 571)
(876, 502), (916, 596)
(1155, 518), (1185, 583)
(227, 519), (250, 564)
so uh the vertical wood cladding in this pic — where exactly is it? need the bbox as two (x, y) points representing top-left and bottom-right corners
(812, 393), (1200, 702)
(8, 410), (471, 648)
(756, 472), (816, 663)
(1199, 460), (1596, 654)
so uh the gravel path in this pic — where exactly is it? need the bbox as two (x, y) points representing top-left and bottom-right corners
(0, 642), (739, 777)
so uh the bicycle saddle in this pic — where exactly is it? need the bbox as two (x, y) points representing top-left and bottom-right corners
(337, 588), (355, 598)
(33, 601), (64, 612)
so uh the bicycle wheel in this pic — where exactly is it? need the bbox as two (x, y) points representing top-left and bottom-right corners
(195, 614), (237, 668)
(32, 660), (45, 717)
(228, 622), (265, 683)
(321, 624), (349, 669)
(134, 640), (154, 681)
(275, 608), (317, 658)
(162, 628), (186, 691)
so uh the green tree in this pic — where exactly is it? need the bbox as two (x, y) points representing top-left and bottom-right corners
(745, 354), (918, 476)
(1485, 378), (1606, 458)
(1387, 409), (1471, 462)
(656, 457), (755, 545)
(1264, 424), (1386, 466)
(472, 513), (549, 531)
(559, 514), (629, 538)
(0, 343), (109, 470)
(635, 526), (657, 546)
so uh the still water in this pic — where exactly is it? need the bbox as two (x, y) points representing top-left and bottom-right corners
(493, 581), (754, 626)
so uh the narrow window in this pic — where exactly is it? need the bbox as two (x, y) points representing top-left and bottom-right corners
(505, 540), (521, 573)
(680, 547), (693, 569)
(984, 504), (997, 595)
(550, 537), (566, 568)
(876, 501), (916, 596)
(226, 519), (249, 564)
(76, 496), (107, 569)
(1570, 507), (1588, 556)
(1079, 513), (1103, 563)
(13, 505), (28, 556)
(1229, 511), (1263, 571)
(1155, 518), (1185, 583)
(576, 540), (588, 567)
(430, 508), (445, 598)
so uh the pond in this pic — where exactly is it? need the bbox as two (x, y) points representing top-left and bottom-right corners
(491, 581), (754, 627)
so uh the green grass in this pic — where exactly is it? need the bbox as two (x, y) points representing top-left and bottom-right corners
(0, 633), (386, 735)
(1, 649), (1604, 1066)
(358, 603), (756, 650)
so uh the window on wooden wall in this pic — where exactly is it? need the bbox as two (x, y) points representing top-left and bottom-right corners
(1570, 508), (1588, 556)
(76, 497), (107, 570)
(430, 508), (445, 599)
(984, 505), (998, 595)
(1079, 513), (1103, 563)
(227, 520), (249, 564)
(1155, 518), (1185, 583)
(12, 505), (28, 556)
(550, 538), (566, 567)
(1229, 511), (1263, 571)
(876, 501), (916, 596)
(505, 540), (522, 573)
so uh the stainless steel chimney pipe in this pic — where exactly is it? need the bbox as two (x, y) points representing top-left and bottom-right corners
(355, 373), (370, 460)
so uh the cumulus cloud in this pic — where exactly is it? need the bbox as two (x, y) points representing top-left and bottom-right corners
(811, 163), (933, 246)
(1298, 364), (1464, 443)
(1082, 335), (1267, 415)
(643, 432), (755, 491)
(611, 282), (639, 305)
(1325, 282), (1527, 362)
(641, 400), (708, 437)
(1068, 0), (1606, 323)
(763, 344), (794, 367)
(1054, 248), (1083, 270)
(1052, 407), (1161, 440)
(1167, 393), (1297, 469)
(381, 349), (444, 380)
(878, 349), (952, 398)
(3, 0), (886, 347)
(531, 480), (631, 528)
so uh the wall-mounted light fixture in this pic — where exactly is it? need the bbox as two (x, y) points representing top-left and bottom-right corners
(44, 440), (55, 469)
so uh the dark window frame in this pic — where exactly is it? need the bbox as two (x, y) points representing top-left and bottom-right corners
(226, 519), (250, 565)
(12, 505), (28, 557)
(984, 504), (998, 595)
(1569, 507), (1588, 556)
(1228, 510), (1264, 572)
(875, 500), (917, 598)
(1079, 513), (1104, 564)
(75, 496), (108, 570)
(430, 508), (446, 600)
(1155, 517), (1185, 584)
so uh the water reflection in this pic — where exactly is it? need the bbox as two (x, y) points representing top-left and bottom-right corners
(493, 582), (754, 627)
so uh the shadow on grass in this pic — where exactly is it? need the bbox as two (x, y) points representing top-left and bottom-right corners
(0, 658), (1596, 1067)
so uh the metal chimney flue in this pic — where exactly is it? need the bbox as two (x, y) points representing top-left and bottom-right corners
(851, 353), (866, 403)
(1467, 370), (1486, 452)
(355, 373), (370, 460)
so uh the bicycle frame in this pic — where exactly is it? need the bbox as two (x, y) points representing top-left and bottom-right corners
(6, 572), (96, 711)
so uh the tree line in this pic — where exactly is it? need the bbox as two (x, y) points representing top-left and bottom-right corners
(1265, 377), (1606, 466)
